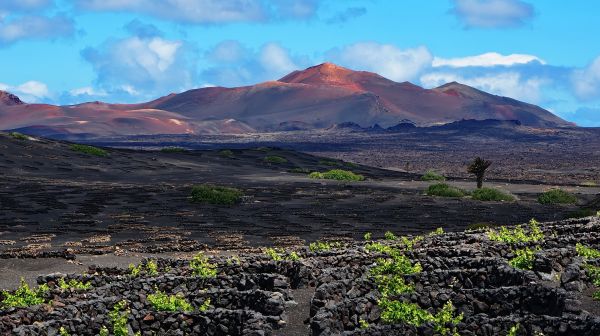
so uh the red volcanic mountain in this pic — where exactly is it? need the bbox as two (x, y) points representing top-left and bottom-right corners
(0, 63), (571, 137)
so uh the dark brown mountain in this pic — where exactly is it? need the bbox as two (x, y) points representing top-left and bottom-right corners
(0, 63), (572, 137)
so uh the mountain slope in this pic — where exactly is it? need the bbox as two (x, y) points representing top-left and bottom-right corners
(0, 63), (572, 137)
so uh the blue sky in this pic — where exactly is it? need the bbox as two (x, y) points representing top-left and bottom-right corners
(1, 0), (600, 126)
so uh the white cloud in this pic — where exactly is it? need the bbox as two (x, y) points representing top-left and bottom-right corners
(206, 40), (248, 63)
(260, 43), (298, 76)
(451, 0), (534, 28)
(0, 80), (50, 102)
(571, 56), (600, 101)
(421, 72), (546, 103)
(327, 43), (433, 82)
(433, 52), (545, 68)
(0, 14), (74, 45)
(75, 0), (266, 24)
(272, 0), (319, 19)
(82, 35), (195, 97)
(69, 86), (107, 97)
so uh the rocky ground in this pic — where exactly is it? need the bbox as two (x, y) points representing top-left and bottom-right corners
(1, 216), (600, 335)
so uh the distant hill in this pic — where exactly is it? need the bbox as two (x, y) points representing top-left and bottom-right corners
(0, 63), (572, 137)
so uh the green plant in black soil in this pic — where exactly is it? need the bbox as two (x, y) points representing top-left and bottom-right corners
(421, 170), (445, 181)
(190, 252), (217, 278)
(9, 132), (28, 140)
(289, 167), (311, 174)
(309, 240), (342, 252)
(265, 247), (300, 261)
(219, 149), (234, 157)
(160, 147), (187, 153)
(426, 183), (466, 198)
(509, 247), (540, 270)
(106, 300), (135, 336)
(58, 277), (91, 290)
(70, 144), (109, 157)
(128, 260), (159, 277)
(378, 299), (463, 336)
(467, 157), (492, 189)
(1, 278), (49, 308)
(487, 219), (544, 244)
(538, 189), (577, 205)
(147, 289), (193, 312)
(309, 169), (365, 181)
(264, 155), (288, 164)
(190, 184), (243, 205)
(471, 187), (515, 202)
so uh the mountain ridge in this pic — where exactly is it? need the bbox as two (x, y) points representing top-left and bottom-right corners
(0, 63), (572, 137)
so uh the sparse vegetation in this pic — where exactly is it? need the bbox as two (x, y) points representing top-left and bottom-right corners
(58, 277), (91, 290)
(147, 289), (193, 312)
(107, 300), (130, 336)
(509, 247), (539, 270)
(467, 157), (492, 189)
(160, 147), (187, 153)
(9, 132), (28, 140)
(378, 299), (463, 336)
(59, 326), (71, 336)
(429, 227), (444, 236)
(425, 183), (466, 198)
(190, 184), (243, 205)
(129, 260), (159, 277)
(265, 248), (299, 261)
(264, 155), (288, 164)
(576, 243), (600, 260)
(309, 240), (342, 252)
(466, 222), (496, 231)
(421, 170), (445, 181)
(364, 232), (372, 240)
(219, 149), (234, 157)
(487, 219), (544, 244)
(507, 323), (520, 336)
(70, 144), (109, 157)
(289, 167), (311, 174)
(309, 169), (365, 181)
(538, 189), (577, 205)
(189, 252), (217, 278)
(384, 231), (397, 240)
(471, 187), (515, 202)
(1, 278), (48, 308)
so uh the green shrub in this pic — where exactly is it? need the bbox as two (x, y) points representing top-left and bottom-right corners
(219, 149), (234, 157)
(421, 170), (445, 181)
(401, 236), (424, 251)
(59, 327), (71, 336)
(147, 289), (193, 312)
(199, 298), (211, 311)
(108, 300), (130, 336)
(58, 278), (91, 290)
(371, 254), (423, 276)
(471, 187), (515, 202)
(488, 219), (544, 244)
(1, 278), (49, 308)
(538, 189), (577, 205)
(364, 232), (372, 240)
(374, 274), (414, 297)
(190, 252), (217, 278)
(576, 243), (600, 260)
(429, 227), (444, 236)
(384, 231), (398, 240)
(426, 183), (465, 198)
(466, 222), (496, 231)
(264, 155), (288, 164)
(593, 291), (600, 301)
(129, 260), (159, 277)
(378, 299), (462, 335)
(160, 147), (187, 153)
(70, 144), (108, 157)
(507, 324), (520, 336)
(190, 185), (243, 205)
(509, 247), (539, 270)
(309, 240), (342, 252)
(309, 169), (365, 181)
(9, 132), (28, 140)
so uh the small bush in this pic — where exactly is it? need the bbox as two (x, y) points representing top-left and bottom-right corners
(466, 222), (496, 231)
(488, 219), (544, 244)
(309, 241), (342, 252)
(219, 149), (234, 157)
(70, 144), (108, 157)
(538, 189), (577, 205)
(190, 185), (243, 205)
(1, 279), (49, 308)
(160, 147), (187, 153)
(426, 183), (465, 198)
(264, 155), (288, 164)
(429, 227), (444, 236)
(129, 260), (159, 277)
(384, 231), (398, 240)
(59, 327), (71, 336)
(471, 187), (515, 202)
(364, 232), (372, 240)
(378, 299), (462, 335)
(289, 167), (310, 174)
(576, 243), (600, 260)
(421, 170), (445, 181)
(190, 252), (217, 278)
(509, 247), (539, 270)
(309, 169), (365, 181)
(108, 300), (130, 336)
(58, 278), (91, 290)
(9, 132), (28, 140)
(147, 289), (193, 312)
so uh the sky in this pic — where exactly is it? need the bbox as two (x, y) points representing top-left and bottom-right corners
(0, 0), (600, 126)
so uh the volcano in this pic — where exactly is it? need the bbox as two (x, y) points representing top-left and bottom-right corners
(0, 63), (571, 137)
